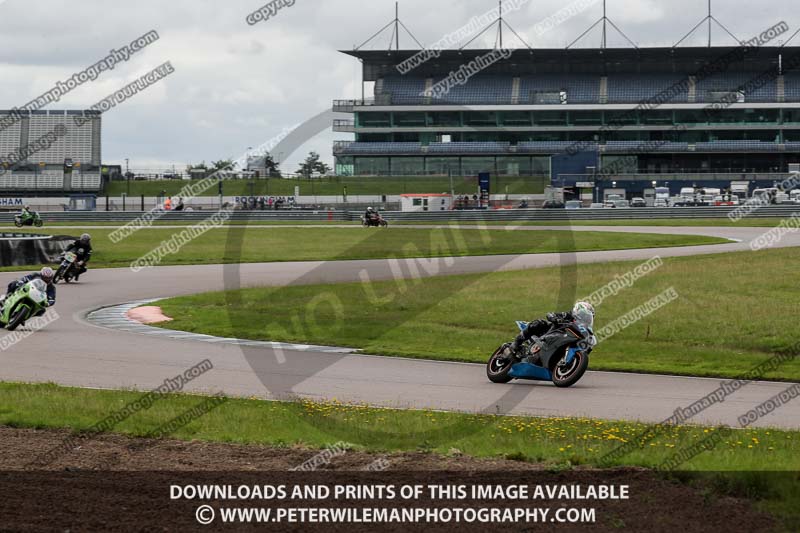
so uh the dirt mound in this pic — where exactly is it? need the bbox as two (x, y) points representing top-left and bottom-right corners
(0, 427), (778, 532)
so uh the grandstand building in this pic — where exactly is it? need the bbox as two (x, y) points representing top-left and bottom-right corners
(0, 110), (102, 194)
(333, 45), (800, 197)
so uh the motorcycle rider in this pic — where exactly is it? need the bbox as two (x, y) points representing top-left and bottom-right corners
(0, 267), (56, 316)
(64, 233), (92, 281)
(505, 301), (596, 364)
(364, 206), (378, 222)
(19, 204), (37, 223)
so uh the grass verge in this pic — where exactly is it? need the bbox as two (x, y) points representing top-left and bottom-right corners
(1, 382), (797, 527)
(1, 382), (797, 470)
(103, 176), (547, 197)
(398, 218), (793, 228)
(0, 227), (726, 271)
(156, 246), (800, 381)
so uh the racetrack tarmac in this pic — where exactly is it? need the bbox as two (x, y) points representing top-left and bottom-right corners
(1, 225), (798, 429)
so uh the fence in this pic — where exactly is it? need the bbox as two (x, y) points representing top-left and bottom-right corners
(103, 175), (549, 197)
(3, 205), (798, 224)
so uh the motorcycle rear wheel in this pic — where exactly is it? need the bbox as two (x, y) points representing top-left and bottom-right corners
(551, 349), (589, 388)
(487, 344), (514, 383)
(13, 220), (22, 228)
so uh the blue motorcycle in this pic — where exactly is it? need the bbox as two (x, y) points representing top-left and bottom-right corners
(487, 320), (594, 388)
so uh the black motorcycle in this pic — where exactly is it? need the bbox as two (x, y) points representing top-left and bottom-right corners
(487, 319), (594, 388)
(362, 213), (388, 227)
(54, 250), (87, 283)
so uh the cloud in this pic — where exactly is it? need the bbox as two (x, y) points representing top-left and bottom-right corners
(0, 0), (793, 171)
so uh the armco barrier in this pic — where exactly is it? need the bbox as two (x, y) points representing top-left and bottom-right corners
(1, 206), (798, 223)
(379, 206), (800, 222)
(0, 233), (76, 267)
(0, 211), (351, 223)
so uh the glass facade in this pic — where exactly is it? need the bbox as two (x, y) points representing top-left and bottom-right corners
(342, 108), (800, 175)
(353, 157), (389, 175)
(335, 156), (552, 177)
(354, 109), (800, 129)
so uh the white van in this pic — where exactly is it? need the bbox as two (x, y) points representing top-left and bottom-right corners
(752, 188), (778, 205)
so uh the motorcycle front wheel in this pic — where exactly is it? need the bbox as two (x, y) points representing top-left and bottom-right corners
(7, 307), (27, 332)
(53, 266), (66, 284)
(487, 344), (515, 383)
(34, 219), (43, 228)
(551, 349), (589, 388)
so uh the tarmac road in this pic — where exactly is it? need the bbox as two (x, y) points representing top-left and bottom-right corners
(0, 225), (797, 429)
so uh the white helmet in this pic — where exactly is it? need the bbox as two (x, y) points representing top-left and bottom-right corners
(573, 301), (595, 328)
(40, 267), (54, 283)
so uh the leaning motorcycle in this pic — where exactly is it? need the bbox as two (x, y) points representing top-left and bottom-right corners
(54, 251), (82, 284)
(486, 320), (594, 388)
(0, 279), (49, 331)
(14, 211), (44, 228)
(362, 213), (388, 227)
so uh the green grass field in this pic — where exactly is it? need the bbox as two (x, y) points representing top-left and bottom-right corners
(7, 218), (785, 228)
(154, 246), (800, 381)
(3, 221), (361, 227)
(6, 383), (800, 531)
(16, 217), (790, 233)
(104, 176), (547, 197)
(1, 382), (796, 471)
(1, 226), (726, 271)
(406, 218), (794, 228)
(1, 382), (797, 527)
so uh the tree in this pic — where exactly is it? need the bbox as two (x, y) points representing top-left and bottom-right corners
(297, 151), (331, 178)
(186, 161), (208, 173)
(211, 159), (235, 172)
(314, 160), (332, 176)
(297, 151), (320, 179)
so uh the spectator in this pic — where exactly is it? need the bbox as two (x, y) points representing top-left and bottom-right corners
(174, 198), (185, 211)
(258, 196), (266, 210)
(164, 196), (172, 211)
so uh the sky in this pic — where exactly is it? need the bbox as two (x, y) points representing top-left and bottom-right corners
(0, 0), (795, 173)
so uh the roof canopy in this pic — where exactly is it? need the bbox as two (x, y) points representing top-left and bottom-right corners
(343, 46), (799, 79)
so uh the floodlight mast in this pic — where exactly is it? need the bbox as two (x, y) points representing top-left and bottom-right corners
(673, 0), (740, 48)
(354, 2), (423, 52)
(459, 0), (534, 51)
(566, 0), (638, 50)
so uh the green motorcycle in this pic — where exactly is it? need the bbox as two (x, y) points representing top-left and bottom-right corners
(14, 211), (44, 228)
(0, 279), (49, 331)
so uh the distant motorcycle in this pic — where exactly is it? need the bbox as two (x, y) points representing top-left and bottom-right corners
(0, 279), (49, 331)
(362, 213), (388, 227)
(54, 251), (84, 284)
(14, 211), (43, 228)
(486, 320), (594, 388)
